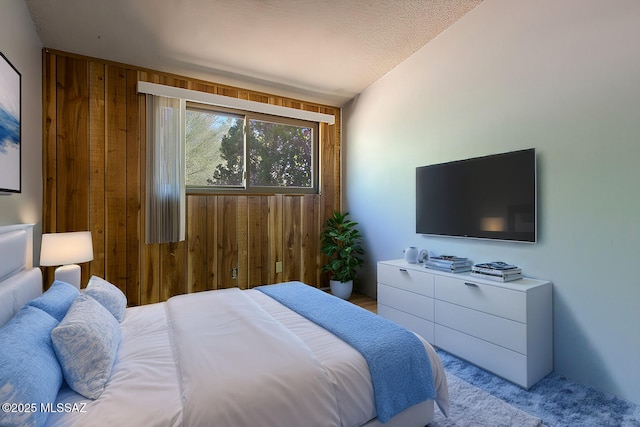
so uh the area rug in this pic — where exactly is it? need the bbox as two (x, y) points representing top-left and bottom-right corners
(429, 371), (542, 427)
(436, 350), (640, 426)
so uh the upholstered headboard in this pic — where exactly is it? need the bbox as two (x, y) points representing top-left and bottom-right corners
(0, 224), (43, 327)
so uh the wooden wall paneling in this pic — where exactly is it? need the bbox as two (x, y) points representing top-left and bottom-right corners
(186, 80), (209, 93)
(76, 61), (92, 283)
(316, 191), (330, 287)
(42, 52), (57, 234)
(217, 196), (238, 289)
(283, 196), (301, 282)
(55, 56), (89, 232)
(282, 99), (302, 110)
(247, 196), (270, 288)
(159, 75), (188, 90)
(313, 193), (322, 285)
(320, 122), (339, 217)
(302, 193), (319, 288)
(248, 93), (269, 104)
(159, 241), (187, 300)
(268, 95), (281, 107)
(56, 57), (92, 285)
(237, 90), (249, 101)
(318, 122), (339, 286)
(267, 194), (283, 284)
(236, 196), (248, 289)
(125, 69), (141, 306)
(314, 194), (322, 287)
(104, 65), (128, 293)
(311, 194), (322, 288)
(333, 117), (341, 209)
(187, 195), (209, 294)
(139, 70), (160, 85)
(206, 196), (218, 290)
(259, 195), (271, 286)
(247, 196), (260, 288)
(216, 87), (239, 99)
(140, 242), (160, 305)
(88, 61), (106, 283)
(42, 51), (57, 287)
(43, 50), (341, 301)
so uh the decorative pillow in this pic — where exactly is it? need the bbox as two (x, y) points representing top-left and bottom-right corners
(0, 306), (63, 427)
(51, 294), (121, 399)
(84, 276), (127, 322)
(26, 279), (79, 321)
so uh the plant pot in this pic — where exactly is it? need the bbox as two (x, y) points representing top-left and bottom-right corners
(330, 279), (353, 300)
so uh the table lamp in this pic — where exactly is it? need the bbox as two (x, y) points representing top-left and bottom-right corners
(40, 231), (94, 289)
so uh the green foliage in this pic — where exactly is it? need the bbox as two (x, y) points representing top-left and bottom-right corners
(185, 110), (236, 186)
(320, 212), (365, 283)
(248, 120), (312, 187)
(208, 118), (245, 185)
(208, 118), (312, 187)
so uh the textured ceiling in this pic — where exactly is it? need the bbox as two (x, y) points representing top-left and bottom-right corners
(26, 0), (482, 106)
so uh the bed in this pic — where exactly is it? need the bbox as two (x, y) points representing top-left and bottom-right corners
(0, 224), (448, 427)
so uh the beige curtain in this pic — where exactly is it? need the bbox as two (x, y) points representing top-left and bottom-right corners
(145, 95), (186, 244)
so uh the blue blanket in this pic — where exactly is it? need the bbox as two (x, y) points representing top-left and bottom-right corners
(256, 282), (435, 423)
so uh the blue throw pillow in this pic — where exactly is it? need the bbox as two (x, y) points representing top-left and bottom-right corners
(51, 294), (121, 399)
(0, 305), (63, 427)
(84, 276), (127, 322)
(26, 280), (79, 321)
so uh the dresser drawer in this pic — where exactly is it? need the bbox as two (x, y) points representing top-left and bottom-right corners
(377, 263), (434, 297)
(434, 276), (526, 323)
(378, 283), (434, 321)
(435, 299), (527, 354)
(378, 304), (434, 343)
(435, 324), (529, 387)
(377, 260), (552, 389)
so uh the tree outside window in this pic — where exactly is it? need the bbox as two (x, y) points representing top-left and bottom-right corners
(186, 105), (318, 193)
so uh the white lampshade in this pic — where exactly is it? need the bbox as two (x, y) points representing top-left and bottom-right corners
(40, 231), (94, 289)
(40, 231), (94, 266)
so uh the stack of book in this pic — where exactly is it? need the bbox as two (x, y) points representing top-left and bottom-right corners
(471, 262), (523, 282)
(425, 256), (472, 273)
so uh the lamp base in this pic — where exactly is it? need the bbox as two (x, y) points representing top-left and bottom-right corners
(54, 264), (81, 289)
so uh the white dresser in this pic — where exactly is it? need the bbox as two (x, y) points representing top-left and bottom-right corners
(377, 259), (553, 388)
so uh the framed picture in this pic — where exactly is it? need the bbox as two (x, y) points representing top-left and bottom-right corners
(0, 52), (21, 193)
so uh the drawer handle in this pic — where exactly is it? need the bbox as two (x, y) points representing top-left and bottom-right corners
(464, 282), (478, 287)
(399, 268), (408, 272)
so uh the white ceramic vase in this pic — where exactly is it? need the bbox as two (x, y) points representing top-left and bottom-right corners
(330, 279), (353, 300)
(404, 246), (419, 263)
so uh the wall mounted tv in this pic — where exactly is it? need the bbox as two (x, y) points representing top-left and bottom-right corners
(416, 148), (536, 243)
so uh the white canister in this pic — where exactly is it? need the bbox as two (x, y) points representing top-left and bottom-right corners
(404, 246), (418, 263)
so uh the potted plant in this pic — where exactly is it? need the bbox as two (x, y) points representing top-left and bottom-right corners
(320, 211), (365, 299)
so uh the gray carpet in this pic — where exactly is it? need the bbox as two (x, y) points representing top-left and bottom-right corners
(437, 349), (640, 427)
(430, 371), (542, 427)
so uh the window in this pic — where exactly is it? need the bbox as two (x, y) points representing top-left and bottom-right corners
(186, 103), (319, 193)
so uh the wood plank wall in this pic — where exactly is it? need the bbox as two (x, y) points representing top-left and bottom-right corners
(42, 49), (341, 306)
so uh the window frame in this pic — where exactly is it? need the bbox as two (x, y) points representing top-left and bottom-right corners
(185, 102), (319, 195)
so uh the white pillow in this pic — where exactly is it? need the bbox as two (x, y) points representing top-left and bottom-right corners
(84, 276), (127, 322)
(51, 294), (121, 399)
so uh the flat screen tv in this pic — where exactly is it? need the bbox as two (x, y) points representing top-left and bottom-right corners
(416, 148), (536, 243)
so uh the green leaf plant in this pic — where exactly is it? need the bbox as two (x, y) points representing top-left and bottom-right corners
(320, 211), (365, 283)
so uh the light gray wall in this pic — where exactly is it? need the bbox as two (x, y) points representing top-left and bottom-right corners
(0, 0), (43, 261)
(343, 0), (640, 405)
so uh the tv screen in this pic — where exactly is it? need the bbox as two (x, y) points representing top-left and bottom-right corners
(416, 148), (536, 243)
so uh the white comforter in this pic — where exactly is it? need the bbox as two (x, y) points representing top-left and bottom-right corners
(46, 288), (448, 427)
